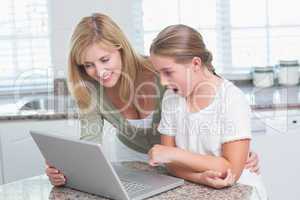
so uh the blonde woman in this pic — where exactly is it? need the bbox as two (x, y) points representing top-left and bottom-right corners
(46, 13), (260, 188)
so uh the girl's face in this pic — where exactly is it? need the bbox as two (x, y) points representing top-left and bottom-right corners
(150, 54), (200, 97)
(82, 43), (122, 88)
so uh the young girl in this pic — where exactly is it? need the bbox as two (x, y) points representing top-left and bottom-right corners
(148, 24), (267, 200)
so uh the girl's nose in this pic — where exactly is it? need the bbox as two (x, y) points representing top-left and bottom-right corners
(160, 74), (169, 86)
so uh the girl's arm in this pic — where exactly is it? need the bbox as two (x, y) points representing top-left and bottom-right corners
(166, 162), (235, 189)
(173, 139), (250, 180)
(150, 135), (250, 180)
(158, 135), (236, 188)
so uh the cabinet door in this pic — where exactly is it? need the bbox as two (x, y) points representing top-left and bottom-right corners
(0, 149), (3, 184)
(265, 116), (288, 135)
(286, 115), (300, 134)
(251, 116), (266, 136)
(0, 119), (79, 184)
(251, 109), (300, 135)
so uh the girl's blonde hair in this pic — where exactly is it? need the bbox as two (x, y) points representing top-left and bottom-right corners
(68, 13), (152, 110)
(150, 24), (217, 75)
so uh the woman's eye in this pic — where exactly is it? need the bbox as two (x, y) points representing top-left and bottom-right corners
(83, 64), (94, 68)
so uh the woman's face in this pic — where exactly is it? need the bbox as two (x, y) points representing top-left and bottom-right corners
(82, 43), (122, 88)
(150, 54), (197, 97)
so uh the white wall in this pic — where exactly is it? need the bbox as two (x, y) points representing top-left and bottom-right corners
(49, 0), (144, 79)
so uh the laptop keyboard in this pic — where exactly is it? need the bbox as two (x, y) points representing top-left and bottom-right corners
(120, 178), (148, 194)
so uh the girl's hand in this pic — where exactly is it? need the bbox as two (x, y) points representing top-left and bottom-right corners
(46, 161), (66, 186)
(148, 144), (175, 166)
(245, 151), (260, 174)
(199, 169), (236, 189)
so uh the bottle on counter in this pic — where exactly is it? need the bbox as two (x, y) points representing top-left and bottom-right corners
(278, 60), (300, 86)
(252, 66), (275, 88)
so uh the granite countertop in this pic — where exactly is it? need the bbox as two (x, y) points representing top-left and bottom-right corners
(0, 96), (78, 121)
(0, 162), (252, 200)
(0, 110), (78, 121)
(0, 82), (300, 121)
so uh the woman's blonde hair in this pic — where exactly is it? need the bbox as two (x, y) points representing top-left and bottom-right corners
(150, 24), (217, 75)
(68, 13), (152, 110)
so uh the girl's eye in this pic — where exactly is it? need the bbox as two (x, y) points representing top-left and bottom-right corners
(100, 58), (109, 63)
(164, 71), (173, 76)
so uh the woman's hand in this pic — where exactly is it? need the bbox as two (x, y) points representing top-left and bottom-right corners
(46, 161), (66, 186)
(148, 144), (175, 166)
(198, 169), (236, 189)
(245, 151), (260, 174)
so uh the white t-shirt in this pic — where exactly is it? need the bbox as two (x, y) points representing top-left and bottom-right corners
(158, 79), (252, 154)
(158, 79), (267, 200)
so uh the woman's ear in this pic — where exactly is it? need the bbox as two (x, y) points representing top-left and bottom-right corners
(191, 57), (202, 72)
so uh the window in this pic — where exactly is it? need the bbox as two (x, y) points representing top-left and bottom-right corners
(142, 0), (300, 72)
(143, 0), (216, 62)
(0, 0), (52, 93)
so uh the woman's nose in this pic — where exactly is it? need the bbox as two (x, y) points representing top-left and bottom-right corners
(96, 67), (110, 78)
(94, 63), (104, 75)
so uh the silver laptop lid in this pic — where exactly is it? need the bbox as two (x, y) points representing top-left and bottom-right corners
(30, 130), (130, 200)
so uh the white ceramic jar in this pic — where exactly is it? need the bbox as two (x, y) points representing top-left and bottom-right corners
(252, 66), (274, 88)
(278, 60), (300, 86)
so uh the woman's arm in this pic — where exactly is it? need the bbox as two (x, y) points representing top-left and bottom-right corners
(149, 135), (250, 180)
(79, 111), (104, 143)
(245, 151), (260, 174)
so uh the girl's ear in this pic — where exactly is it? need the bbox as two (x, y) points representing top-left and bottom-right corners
(191, 57), (202, 72)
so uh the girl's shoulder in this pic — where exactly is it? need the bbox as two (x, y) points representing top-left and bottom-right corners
(221, 79), (250, 107)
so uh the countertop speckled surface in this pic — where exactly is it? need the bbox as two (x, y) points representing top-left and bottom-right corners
(0, 110), (78, 121)
(0, 162), (252, 200)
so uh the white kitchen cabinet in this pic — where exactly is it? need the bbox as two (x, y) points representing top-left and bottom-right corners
(251, 109), (300, 135)
(286, 114), (300, 133)
(0, 119), (79, 184)
(251, 109), (300, 200)
(252, 133), (300, 200)
(0, 149), (3, 185)
(251, 115), (266, 135)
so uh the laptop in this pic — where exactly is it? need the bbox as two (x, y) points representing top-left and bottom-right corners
(30, 131), (184, 200)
